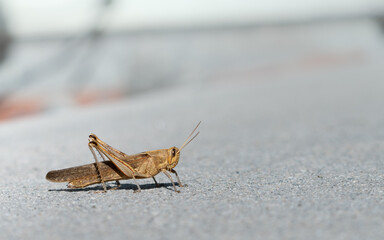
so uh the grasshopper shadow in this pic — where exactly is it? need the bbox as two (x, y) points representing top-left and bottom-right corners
(48, 182), (181, 192)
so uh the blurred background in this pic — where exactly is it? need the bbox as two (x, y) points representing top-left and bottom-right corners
(0, 0), (383, 122)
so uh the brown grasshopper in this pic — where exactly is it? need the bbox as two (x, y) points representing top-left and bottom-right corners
(46, 122), (200, 193)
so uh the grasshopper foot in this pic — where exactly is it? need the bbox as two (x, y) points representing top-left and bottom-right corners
(94, 190), (107, 194)
(133, 184), (142, 193)
(109, 181), (120, 190)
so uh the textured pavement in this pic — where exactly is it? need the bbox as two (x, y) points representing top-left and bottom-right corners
(1, 23), (384, 240)
(1, 63), (384, 239)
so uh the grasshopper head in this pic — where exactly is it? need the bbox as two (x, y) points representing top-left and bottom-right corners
(167, 147), (180, 169)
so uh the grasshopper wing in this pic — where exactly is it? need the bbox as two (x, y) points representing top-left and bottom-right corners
(46, 161), (124, 183)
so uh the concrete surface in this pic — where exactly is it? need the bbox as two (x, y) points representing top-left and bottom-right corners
(1, 52), (384, 240)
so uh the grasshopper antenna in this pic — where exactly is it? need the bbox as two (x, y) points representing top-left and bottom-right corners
(179, 132), (199, 152)
(178, 121), (201, 152)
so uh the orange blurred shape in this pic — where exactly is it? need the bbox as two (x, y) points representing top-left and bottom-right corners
(75, 89), (125, 106)
(0, 98), (44, 122)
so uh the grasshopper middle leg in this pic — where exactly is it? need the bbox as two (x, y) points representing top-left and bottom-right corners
(109, 180), (121, 190)
(152, 177), (160, 187)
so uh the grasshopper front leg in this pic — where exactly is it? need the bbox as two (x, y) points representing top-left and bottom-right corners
(169, 169), (186, 187)
(162, 170), (180, 193)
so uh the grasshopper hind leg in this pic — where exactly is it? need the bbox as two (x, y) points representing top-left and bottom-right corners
(92, 181), (121, 193)
(90, 135), (142, 193)
(88, 143), (107, 192)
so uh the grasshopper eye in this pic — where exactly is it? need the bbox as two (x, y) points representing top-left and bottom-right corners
(171, 148), (176, 157)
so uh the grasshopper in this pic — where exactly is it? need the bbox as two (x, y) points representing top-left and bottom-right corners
(46, 122), (200, 193)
